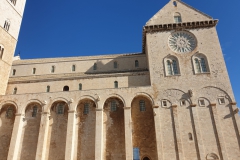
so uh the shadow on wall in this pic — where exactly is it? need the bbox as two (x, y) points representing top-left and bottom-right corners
(84, 55), (150, 87)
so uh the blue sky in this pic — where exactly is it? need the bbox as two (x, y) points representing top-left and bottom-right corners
(16, 0), (240, 104)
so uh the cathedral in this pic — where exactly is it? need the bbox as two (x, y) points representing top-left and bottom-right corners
(0, 0), (240, 160)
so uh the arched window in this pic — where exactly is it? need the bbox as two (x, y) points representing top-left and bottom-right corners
(13, 87), (17, 94)
(32, 68), (36, 74)
(143, 157), (150, 160)
(79, 83), (82, 90)
(57, 104), (64, 114)
(32, 106), (38, 117)
(135, 60), (139, 67)
(193, 54), (209, 74)
(165, 56), (180, 76)
(114, 61), (118, 69)
(72, 65), (76, 72)
(10, 0), (17, 5)
(51, 66), (55, 73)
(173, 1), (177, 7)
(93, 63), (97, 70)
(114, 81), (118, 88)
(4, 19), (11, 31)
(47, 86), (50, 92)
(63, 86), (69, 91)
(0, 45), (4, 59)
(174, 12), (182, 23)
(111, 101), (117, 112)
(12, 69), (16, 76)
(139, 100), (146, 112)
(6, 107), (14, 119)
(83, 103), (89, 114)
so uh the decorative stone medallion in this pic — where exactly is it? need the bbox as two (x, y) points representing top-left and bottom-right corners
(168, 31), (197, 53)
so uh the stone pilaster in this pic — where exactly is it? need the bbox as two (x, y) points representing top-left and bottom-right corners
(65, 110), (77, 160)
(124, 107), (133, 160)
(95, 108), (103, 160)
(7, 114), (24, 160)
(35, 112), (50, 160)
(153, 106), (163, 160)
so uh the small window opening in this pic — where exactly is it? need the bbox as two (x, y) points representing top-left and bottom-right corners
(47, 86), (50, 92)
(32, 106), (38, 117)
(173, 1), (177, 7)
(32, 68), (36, 74)
(0, 46), (4, 59)
(111, 101), (117, 112)
(174, 13), (182, 23)
(63, 86), (69, 91)
(181, 100), (186, 106)
(135, 60), (139, 67)
(13, 87), (17, 94)
(6, 107), (14, 119)
(218, 98), (225, 105)
(139, 100), (146, 112)
(114, 61), (118, 69)
(143, 157), (151, 160)
(83, 103), (89, 115)
(51, 66), (55, 73)
(72, 65), (76, 72)
(93, 63), (97, 70)
(57, 104), (64, 114)
(12, 69), (16, 76)
(79, 83), (82, 90)
(162, 100), (167, 107)
(10, 0), (17, 6)
(188, 133), (193, 141)
(4, 20), (10, 31)
(199, 99), (205, 106)
(114, 81), (118, 88)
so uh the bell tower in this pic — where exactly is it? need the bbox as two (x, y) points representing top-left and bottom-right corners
(0, 0), (27, 95)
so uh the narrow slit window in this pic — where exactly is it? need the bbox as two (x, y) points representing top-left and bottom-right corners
(139, 100), (146, 112)
(114, 61), (118, 69)
(6, 107), (14, 119)
(79, 83), (82, 90)
(111, 101), (117, 112)
(12, 69), (16, 76)
(93, 63), (97, 70)
(181, 100), (186, 106)
(57, 104), (64, 114)
(13, 87), (17, 94)
(200, 58), (207, 72)
(72, 65), (76, 72)
(4, 20), (11, 31)
(114, 81), (118, 88)
(172, 60), (179, 74)
(32, 68), (36, 74)
(63, 86), (69, 91)
(10, 0), (17, 5)
(167, 60), (173, 75)
(47, 86), (50, 92)
(32, 106), (38, 117)
(195, 59), (201, 73)
(0, 46), (4, 59)
(51, 66), (55, 73)
(135, 60), (139, 67)
(188, 133), (193, 141)
(162, 100), (167, 107)
(83, 103), (89, 115)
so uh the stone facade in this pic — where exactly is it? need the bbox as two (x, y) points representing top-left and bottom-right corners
(0, 0), (240, 160)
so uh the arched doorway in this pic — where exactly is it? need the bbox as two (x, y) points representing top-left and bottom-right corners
(76, 98), (96, 160)
(104, 97), (126, 160)
(46, 101), (69, 160)
(0, 104), (16, 160)
(20, 103), (42, 160)
(131, 96), (157, 160)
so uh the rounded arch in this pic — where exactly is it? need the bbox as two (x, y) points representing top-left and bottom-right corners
(133, 92), (155, 106)
(174, 12), (181, 16)
(142, 155), (151, 160)
(206, 153), (219, 160)
(21, 99), (44, 114)
(0, 100), (18, 112)
(163, 55), (181, 76)
(47, 97), (69, 112)
(192, 52), (210, 73)
(105, 94), (126, 107)
(76, 95), (98, 110)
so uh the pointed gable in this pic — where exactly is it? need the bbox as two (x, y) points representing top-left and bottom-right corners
(146, 0), (212, 26)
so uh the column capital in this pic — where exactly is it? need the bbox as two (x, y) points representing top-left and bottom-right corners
(152, 106), (159, 108)
(190, 104), (197, 107)
(172, 105), (178, 108)
(230, 102), (237, 105)
(68, 110), (75, 113)
(96, 108), (103, 111)
(210, 103), (217, 106)
(41, 112), (50, 115)
(15, 113), (23, 116)
(123, 107), (131, 110)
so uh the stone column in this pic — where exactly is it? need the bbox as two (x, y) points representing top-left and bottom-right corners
(124, 107), (133, 160)
(7, 114), (24, 160)
(65, 110), (76, 160)
(95, 108), (103, 160)
(35, 112), (50, 160)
